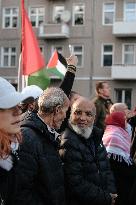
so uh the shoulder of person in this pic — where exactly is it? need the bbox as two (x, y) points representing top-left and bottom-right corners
(20, 127), (45, 157)
(60, 127), (83, 150)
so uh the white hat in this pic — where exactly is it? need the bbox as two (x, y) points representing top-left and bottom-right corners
(21, 85), (43, 100)
(0, 77), (33, 109)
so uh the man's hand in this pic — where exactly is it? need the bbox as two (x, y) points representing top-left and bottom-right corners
(110, 193), (118, 205)
(66, 55), (78, 66)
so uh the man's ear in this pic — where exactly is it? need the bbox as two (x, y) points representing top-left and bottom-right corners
(54, 105), (61, 114)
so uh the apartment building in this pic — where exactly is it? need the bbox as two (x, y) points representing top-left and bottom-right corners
(0, 0), (136, 108)
(92, 0), (136, 109)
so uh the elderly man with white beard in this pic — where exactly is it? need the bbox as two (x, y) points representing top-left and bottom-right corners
(60, 97), (117, 205)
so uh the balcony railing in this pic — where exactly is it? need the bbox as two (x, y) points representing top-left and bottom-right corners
(111, 64), (136, 79)
(38, 23), (70, 39)
(113, 20), (136, 37)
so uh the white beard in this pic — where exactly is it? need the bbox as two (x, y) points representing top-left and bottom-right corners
(70, 122), (93, 139)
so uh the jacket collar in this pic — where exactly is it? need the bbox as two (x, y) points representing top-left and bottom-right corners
(22, 112), (60, 148)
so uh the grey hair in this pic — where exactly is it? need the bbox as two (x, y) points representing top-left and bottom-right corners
(38, 87), (68, 114)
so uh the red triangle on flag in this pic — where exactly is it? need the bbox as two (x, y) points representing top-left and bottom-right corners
(47, 50), (58, 68)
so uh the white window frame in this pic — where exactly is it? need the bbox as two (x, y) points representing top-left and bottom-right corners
(72, 3), (85, 26)
(124, 2), (136, 22)
(101, 43), (114, 67)
(1, 47), (16, 67)
(53, 5), (65, 24)
(2, 7), (19, 29)
(115, 89), (132, 109)
(29, 6), (45, 28)
(70, 45), (84, 68)
(51, 45), (64, 55)
(102, 2), (115, 25)
(122, 43), (136, 65)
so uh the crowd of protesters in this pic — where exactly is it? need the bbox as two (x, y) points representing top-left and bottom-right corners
(1, 54), (136, 205)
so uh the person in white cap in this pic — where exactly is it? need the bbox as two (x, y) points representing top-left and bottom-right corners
(0, 77), (32, 205)
(20, 85), (43, 113)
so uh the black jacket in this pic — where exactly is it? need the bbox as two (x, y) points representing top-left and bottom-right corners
(59, 68), (75, 133)
(60, 126), (116, 205)
(0, 152), (19, 205)
(14, 112), (66, 205)
(59, 67), (75, 97)
(109, 156), (136, 205)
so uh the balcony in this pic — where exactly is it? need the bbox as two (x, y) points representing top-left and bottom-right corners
(38, 23), (70, 39)
(111, 64), (136, 79)
(113, 20), (136, 37)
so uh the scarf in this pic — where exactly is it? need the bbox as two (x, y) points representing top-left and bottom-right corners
(103, 125), (132, 165)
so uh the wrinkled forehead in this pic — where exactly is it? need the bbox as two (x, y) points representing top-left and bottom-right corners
(72, 100), (95, 112)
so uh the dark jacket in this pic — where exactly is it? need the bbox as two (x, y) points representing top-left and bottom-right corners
(109, 156), (136, 205)
(59, 67), (76, 133)
(14, 112), (65, 205)
(60, 66), (75, 97)
(59, 126), (116, 205)
(129, 115), (136, 141)
(129, 178), (136, 205)
(93, 96), (113, 131)
(0, 152), (19, 205)
(129, 116), (136, 162)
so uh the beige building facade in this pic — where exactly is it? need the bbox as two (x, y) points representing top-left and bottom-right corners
(0, 0), (136, 108)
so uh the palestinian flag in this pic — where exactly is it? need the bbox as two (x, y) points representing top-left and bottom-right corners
(47, 50), (67, 79)
(28, 68), (50, 90)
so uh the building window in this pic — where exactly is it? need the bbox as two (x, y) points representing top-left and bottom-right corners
(29, 7), (45, 27)
(51, 46), (63, 54)
(115, 89), (132, 109)
(103, 3), (115, 25)
(73, 4), (85, 26)
(71, 45), (84, 67)
(53, 6), (65, 24)
(125, 3), (136, 22)
(1, 47), (16, 67)
(39, 46), (45, 57)
(102, 44), (113, 66)
(3, 8), (19, 28)
(123, 44), (135, 65)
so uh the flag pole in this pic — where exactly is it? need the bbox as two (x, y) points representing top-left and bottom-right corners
(17, 0), (24, 91)
(17, 53), (22, 91)
(18, 0), (46, 91)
